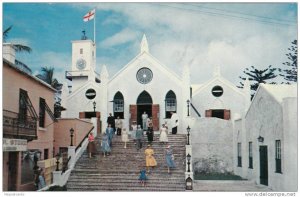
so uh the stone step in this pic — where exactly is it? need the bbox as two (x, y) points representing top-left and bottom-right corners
(67, 185), (185, 191)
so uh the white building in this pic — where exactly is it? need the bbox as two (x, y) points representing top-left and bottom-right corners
(233, 84), (297, 191)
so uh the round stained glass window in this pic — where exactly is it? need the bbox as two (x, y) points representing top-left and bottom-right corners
(136, 67), (153, 84)
(211, 85), (223, 97)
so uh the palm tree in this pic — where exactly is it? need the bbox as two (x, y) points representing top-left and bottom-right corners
(3, 25), (32, 53)
(36, 67), (62, 90)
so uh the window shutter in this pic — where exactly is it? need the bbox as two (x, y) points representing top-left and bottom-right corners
(205, 110), (212, 117)
(224, 110), (231, 120)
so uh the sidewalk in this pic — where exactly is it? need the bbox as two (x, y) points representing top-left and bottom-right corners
(193, 180), (272, 192)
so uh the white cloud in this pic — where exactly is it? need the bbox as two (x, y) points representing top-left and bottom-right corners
(99, 28), (140, 48)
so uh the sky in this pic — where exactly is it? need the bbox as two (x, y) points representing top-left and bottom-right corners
(2, 2), (298, 86)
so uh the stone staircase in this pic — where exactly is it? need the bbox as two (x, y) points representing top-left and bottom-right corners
(66, 132), (187, 191)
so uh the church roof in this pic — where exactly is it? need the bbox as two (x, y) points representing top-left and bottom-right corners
(257, 83), (297, 103)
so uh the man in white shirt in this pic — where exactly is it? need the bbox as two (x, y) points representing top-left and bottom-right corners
(142, 111), (148, 131)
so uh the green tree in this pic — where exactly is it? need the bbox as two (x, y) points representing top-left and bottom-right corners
(3, 25), (32, 53)
(278, 40), (297, 83)
(36, 67), (63, 118)
(237, 65), (277, 99)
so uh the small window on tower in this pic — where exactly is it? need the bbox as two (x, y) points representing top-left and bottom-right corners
(80, 48), (83, 54)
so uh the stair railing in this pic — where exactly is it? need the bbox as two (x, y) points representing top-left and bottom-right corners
(75, 126), (94, 152)
(190, 102), (201, 117)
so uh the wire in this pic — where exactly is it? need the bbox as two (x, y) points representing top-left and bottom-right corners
(152, 3), (296, 27)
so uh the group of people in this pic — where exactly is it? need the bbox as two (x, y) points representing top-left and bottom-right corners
(86, 111), (180, 187)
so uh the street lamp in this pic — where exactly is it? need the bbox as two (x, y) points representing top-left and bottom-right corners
(93, 101), (96, 113)
(257, 136), (264, 143)
(186, 175), (193, 190)
(187, 153), (191, 172)
(187, 126), (191, 145)
(187, 100), (190, 117)
(70, 128), (74, 146)
(55, 154), (60, 171)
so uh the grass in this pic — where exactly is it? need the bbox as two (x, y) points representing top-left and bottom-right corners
(194, 173), (245, 180)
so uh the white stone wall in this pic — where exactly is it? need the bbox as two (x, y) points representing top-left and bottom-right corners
(107, 53), (185, 132)
(191, 118), (233, 174)
(233, 86), (297, 191)
(191, 78), (246, 118)
(282, 97), (297, 191)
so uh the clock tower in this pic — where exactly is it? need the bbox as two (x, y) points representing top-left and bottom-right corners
(66, 38), (100, 91)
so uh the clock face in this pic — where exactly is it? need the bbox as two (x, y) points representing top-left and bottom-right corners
(76, 58), (86, 70)
(136, 67), (153, 84)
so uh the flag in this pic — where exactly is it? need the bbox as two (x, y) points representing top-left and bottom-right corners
(83, 9), (95, 22)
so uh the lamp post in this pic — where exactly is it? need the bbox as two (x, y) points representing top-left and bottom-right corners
(187, 99), (190, 117)
(187, 153), (191, 172)
(93, 101), (96, 113)
(55, 154), (60, 171)
(70, 128), (74, 146)
(187, 126), (190, 145)
(257, 136), (264, 143)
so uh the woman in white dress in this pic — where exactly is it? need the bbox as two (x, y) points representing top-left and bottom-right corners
(131, 121), (137, 144)
(121, 128), (129, 148)
(159, 124), (168, 143)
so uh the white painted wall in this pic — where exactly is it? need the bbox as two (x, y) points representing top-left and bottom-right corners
(191, 77), (246, 118)
(233, 85), (297, 191)
(107, 53), (185, 132)
(191, 118), (234, 174)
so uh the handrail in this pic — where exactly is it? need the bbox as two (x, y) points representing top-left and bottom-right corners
(75, 126), (94, 152)
(61, 156), (71, 175)
(190, 103), (201, 117)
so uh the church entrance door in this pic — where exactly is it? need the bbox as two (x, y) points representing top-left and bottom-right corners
(137, 104), (152, 128)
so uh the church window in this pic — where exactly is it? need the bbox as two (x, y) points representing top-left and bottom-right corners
(136, 67), (153, 84)
(249, 142), (253, 169)
(80, 48), (83, 54)
(165, 90), (176, 118)
(237, 143), (242, 167)
(212, 85), (223, 97)
(113, 92), (124, 119)
(275, 140), (282, 173)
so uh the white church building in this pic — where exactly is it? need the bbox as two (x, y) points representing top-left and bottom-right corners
(61, 34), (297, 191)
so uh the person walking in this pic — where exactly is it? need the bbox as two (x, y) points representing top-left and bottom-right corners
(101, 132), (111, 157)
(146, 122), (154, 144)
(145, 144), (157, 173)
(115, 116), (123, 136)
(165, 145), (176, 174)
(87, 132), (96, 158)
(121, 128), (129, 148)
(106, 124), (114, 147)
(107, 113), (116, 133)
(170, 112), (179, 134)
(142, 112), (148, 131)
(136, 125), (143, 150)
(37, 168), (46, 190)
(159, 124), (168, 144)
(138, 166), (148, 187)
(131, 121), (137, 144)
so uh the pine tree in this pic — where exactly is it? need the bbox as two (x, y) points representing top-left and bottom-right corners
(237, 65), (277, 99)
(279, 40), (297, 83)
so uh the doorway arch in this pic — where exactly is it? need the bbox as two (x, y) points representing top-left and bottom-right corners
(136, 91), (152, 129)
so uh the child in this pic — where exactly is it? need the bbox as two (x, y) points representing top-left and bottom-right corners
(138, 166), (148, 187)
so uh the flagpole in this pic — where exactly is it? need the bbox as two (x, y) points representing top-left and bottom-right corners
(94, 9), (96, 44)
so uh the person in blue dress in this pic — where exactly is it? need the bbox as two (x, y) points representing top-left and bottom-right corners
(106, 124), (114, 147)
(37, 168), (46, 190)
(138, 167), (148, 187)
(165, 145), (176, 174)
(101, 132), (111, 157)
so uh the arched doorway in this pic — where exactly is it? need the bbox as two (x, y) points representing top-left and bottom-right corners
(136, 91), (152, 127)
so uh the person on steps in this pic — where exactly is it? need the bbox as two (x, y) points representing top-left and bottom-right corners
(101, 132), (111, 157)
(159, 124), (168, 144)
(121, 128), (129, 148)
(146, 122), (154, 144)
(106, 124), (114, 147)
(145, 144), (157, 173)
(87, 132), (96, 158)
(136, 125), (143, 150)
(165, 145), (176, 174)
(138, 166), (148, 187)
(131, 121), (137, 145)
(115, 116), (123, 136)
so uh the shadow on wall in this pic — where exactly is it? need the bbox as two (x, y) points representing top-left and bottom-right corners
(193, 157), (232, 175)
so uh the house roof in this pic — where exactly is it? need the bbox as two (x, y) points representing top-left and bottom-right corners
(3, 58), (56, 92)
(259, 83), (297, 103)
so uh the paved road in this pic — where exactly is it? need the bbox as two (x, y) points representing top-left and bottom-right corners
(193, 180), (272, 192)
